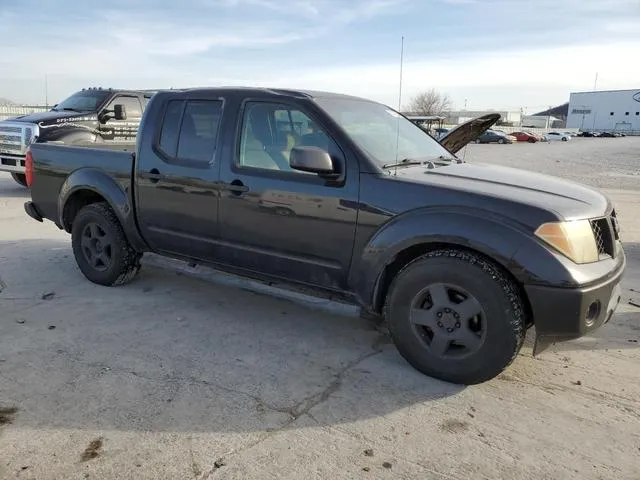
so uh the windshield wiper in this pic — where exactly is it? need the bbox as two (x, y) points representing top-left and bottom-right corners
(382, 158), (427, 169)
(61, 107), (79, 111)
(429, 155), (462, 163)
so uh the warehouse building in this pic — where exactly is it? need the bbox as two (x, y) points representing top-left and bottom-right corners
(566, 89), (640, 134)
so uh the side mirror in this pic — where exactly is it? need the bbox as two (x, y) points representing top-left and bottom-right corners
(113, 104), (127, 120)
(290, 146), (335, 176)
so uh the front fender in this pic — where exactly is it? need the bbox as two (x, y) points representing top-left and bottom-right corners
(351, 207), (570, 312)
(58, 168), (147, 251)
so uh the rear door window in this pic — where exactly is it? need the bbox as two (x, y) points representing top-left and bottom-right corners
(157, 99), (223, 165)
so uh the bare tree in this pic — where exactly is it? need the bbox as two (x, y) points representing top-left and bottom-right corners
(407, 89), (452, 116)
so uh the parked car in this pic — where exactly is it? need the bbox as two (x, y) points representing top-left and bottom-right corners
(599, 132), (620, 138)
(577, 131), (598, 137)
(544, 132), (571, 142)
(511, 131), (542, 143)
(475, 129), (516, 144)
(0, 87), (156, 186)
(23, 88), (625, 385)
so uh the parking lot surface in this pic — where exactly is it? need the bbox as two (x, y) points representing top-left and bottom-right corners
(1, 137), (639, 479)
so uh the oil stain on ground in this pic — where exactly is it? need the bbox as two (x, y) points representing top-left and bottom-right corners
(440, 419), (470, 434)
(80, 438), (104, 462)
(0, 406), (18, 425)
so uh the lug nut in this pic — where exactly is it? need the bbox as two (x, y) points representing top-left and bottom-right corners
(437, 312), (443, 318)
(437, 321), (443, 327)
(445, 308), (451, 313)
(455, 322), (461, 328)
(454, 313), (459, 319)
(447, 327), (453, 333)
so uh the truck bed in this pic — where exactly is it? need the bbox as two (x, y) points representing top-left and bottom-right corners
(29, 142), (135, 226)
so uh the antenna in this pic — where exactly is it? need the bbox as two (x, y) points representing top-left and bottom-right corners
(394, 35), (404, 176)
(593, 72), (598, 90)
(44, 74), (48, 108)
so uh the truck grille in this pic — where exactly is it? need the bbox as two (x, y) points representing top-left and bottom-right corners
(0, 122), (37, 157)
(590, 216), (616, 258)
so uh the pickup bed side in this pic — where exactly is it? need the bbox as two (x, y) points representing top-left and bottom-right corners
(27, 142), (147, 251)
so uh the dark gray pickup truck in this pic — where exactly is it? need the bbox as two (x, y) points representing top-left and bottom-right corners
(23, 87), (625, 384)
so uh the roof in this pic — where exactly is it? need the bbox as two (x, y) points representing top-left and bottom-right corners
(570, 88), (640, 95)
(156, 86), (378, 103)
(533, 102), (569, 117)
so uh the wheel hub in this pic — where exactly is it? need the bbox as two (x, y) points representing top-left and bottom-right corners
(436, 308), (461, 333)
(95, 240), (103, 253)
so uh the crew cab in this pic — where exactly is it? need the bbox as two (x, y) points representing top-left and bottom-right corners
(0, 87), (155, 186)
(23, 88), (625, 384)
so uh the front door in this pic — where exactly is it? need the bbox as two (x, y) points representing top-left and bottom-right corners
(135, 95), (224, 259)
(98, 95), (143, 143)
(217, 99), (359, 291)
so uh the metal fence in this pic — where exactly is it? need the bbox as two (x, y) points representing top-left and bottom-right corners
(0, 105), (49, 121)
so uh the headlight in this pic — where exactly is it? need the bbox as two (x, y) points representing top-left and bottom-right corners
(534, 220), (598, 264)
(23, 125), (38, 147)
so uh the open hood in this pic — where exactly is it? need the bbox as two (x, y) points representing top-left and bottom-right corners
(438, 113), (501, 154)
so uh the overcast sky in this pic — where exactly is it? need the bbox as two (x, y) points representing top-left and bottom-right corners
(1, 0), (639, 111)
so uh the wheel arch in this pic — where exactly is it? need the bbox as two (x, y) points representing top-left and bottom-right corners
(58, 168), (147, 252)
(373, 242), (534, 329)
(351, 209), (540, 326)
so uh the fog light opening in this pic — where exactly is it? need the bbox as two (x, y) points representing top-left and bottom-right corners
(585, 300), (601, 327)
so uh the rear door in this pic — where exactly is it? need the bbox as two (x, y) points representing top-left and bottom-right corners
(216, 98), (360, 291)
(135, 93), (224, 259)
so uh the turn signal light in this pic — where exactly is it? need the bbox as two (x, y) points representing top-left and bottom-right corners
(25, 147), (34, 188)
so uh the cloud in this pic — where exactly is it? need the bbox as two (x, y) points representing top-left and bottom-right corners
(0, 0), (638, 108)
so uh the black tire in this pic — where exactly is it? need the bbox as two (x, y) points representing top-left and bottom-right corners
(499, 138), (506, 144)
(384, 249), (526, 384)
(561, 137), (568, 142)
(11, 173), (27, 187)
(71, 202), (142, 286)
(528, 138), (536, 143)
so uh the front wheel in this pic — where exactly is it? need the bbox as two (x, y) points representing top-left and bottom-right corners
(11, 173), (27, 187)
(499, 138), (507, 144)
(385, 249), (526, 384)
(71, 202), (142, 286)
(561, 137), (568, 142)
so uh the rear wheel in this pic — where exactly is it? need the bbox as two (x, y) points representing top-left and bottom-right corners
(528, 138), (536, 143)
(499, 138), (507, 144)
(385, 249), (526, 384)
(561, 137), (568, 142)
(11, 173), (27, 187)
(71, 202), (142, 286)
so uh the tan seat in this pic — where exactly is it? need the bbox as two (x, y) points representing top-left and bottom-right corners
(240, 121), (280, 170)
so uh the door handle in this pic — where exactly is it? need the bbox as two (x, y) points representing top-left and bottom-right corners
(146, 168), (163, 184)
(227, 179), (249, 195)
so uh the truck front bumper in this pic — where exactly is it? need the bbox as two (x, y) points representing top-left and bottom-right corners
(0, 154), (26, 173)
(525, 250), (626, 354)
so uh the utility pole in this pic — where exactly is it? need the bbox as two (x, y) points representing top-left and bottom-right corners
(398, 35), (404, 111)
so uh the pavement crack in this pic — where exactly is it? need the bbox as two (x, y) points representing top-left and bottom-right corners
(187, 437), (202, 479)
(285, 348), (382, 421)
(198, 338), (385, 479)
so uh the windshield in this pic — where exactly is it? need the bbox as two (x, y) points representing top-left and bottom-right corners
(53, 90), (111, 112)
(314, 97), (454, 167)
